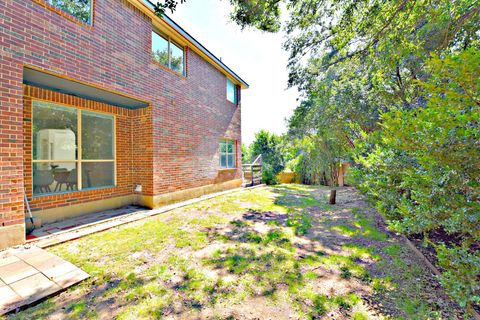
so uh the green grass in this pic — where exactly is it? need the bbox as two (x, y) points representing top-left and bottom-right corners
(7, 184), (464, 319)
(383, 244), (402, 257)
(286, 211), (313, 235)
(352, 311), (369, 320)
(331, 214), (388, 241)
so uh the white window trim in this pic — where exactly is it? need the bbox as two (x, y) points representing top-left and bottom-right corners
(220, 139), (236, 169)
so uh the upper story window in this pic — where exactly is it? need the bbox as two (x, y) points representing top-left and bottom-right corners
(46, 0), (93, 25)
(152, 31), (185, 76)
(226, 79), (238, 104)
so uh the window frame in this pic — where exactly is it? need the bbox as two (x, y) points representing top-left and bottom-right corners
(33, 0), (94, 26)
(226, 78), (238, 104)
(151, 30), (186, 76)
(219, 139), (236, 169)
(31, 100), (116, 196)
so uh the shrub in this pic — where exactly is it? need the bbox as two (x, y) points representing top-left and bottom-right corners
(352, 49), (480, 307)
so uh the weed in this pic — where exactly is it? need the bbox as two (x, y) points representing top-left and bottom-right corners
(340, 266), (352, 279)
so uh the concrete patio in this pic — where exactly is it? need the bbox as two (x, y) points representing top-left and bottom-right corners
(0, 246), (89, 315)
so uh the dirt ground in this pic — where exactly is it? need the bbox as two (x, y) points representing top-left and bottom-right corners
(6, 185), (469, 319)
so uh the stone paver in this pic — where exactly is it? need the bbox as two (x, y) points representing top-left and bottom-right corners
(9, 273), (61, 300)
(0, 255), (20, 268)
(0, 260), (38, 285)
(0, 247), (89, 315)
(42, 261), (78, 281)
(0, 286), (22, 313)
(53, 268), (90, 289)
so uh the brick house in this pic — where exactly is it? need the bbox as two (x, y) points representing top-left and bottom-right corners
(0, 0), (248, 249)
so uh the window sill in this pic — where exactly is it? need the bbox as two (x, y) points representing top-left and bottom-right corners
(218, 168), (237, 172)
(31, 0), (93, 29)
(32, 185), (116, 199)
(151, 59), (187, 79)
(226, 100), (239, 106)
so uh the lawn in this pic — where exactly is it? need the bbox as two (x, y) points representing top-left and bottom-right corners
(7, 185), (466, 319)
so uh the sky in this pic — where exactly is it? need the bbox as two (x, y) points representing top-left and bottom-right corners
(167, 0), (299, 145)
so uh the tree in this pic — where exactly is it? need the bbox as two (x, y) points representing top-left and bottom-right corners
(51, 0), (92, 24)
(152, 0), (187, 15)
(352, 49), (480, 307)
(153, 0), (480, 307)
(228, 0), (479, 307)
(249, 130), (285, 184)
(241, 143), (252, 163)
(288, 94), (350, 204)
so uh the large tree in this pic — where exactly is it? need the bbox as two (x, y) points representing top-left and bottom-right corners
(153, 0), (480, 308)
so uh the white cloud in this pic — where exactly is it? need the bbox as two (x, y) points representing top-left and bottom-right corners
(169, 0), (299, 145)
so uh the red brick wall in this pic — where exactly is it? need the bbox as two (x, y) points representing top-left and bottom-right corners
(0, 0), (242, 228)
(23, 85), (152, 212)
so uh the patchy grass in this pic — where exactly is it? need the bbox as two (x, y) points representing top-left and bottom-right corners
(286, 211), (312, 236)
(7, 185), (466, 319)
(331, 214), (388, 241)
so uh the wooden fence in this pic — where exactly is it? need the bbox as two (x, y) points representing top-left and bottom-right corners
(242, 154), (262, 187)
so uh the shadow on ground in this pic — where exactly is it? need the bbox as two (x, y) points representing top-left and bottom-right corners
(8, 185), (466, 320)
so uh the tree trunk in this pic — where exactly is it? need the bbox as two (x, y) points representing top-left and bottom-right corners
(329, 189), (336, 204)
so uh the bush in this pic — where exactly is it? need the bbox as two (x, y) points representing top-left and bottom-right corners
(246, 130), (288, 185)
(352, 49), (480, 308)
(262, 163), (279, 185)
(436, 244), (480, 307)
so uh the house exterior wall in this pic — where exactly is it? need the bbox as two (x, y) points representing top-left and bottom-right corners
(0, 0), (243, 248)
(22, 85), (152, 220)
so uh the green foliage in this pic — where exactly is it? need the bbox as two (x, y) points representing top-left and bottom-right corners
(261, 162), (279, 185)
(241, 143), (252, 163)
(51, 0), (92, 24)
(153, 0), (186, 16)
(436, 244), (480, 307)
(246, 130), (287, 185)
(354, 50), (480, 307)
(250, 0), (479, 308)
(228, 0), (282, 32)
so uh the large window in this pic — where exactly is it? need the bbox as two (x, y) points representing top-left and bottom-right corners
(46, 0), (93, 25)
(226, 79), (238, 104)
(32, 101), (115, 196)
(152, 31), (185, 75)
(219, 140), (236, 168)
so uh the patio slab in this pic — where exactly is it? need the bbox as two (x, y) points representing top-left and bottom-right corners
(0, 246), (89, 315)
